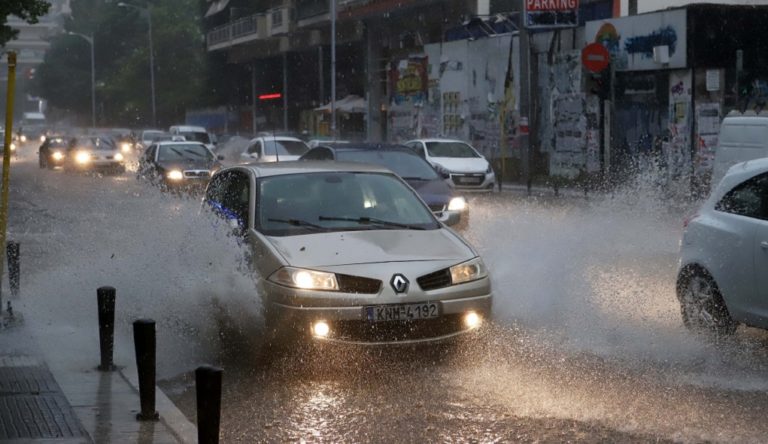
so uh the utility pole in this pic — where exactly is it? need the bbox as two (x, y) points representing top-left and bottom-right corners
(518, 6), (532, 194)
(330, 0), (337, 139)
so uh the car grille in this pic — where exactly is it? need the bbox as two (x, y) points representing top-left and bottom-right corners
(184, 170), (210, 178)
(333, 314), (465, 342)
(417, 269), (452, 291)
(451, 174), (484, 185)
(336, 274), (381, 294)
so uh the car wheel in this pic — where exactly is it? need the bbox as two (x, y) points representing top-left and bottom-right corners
(677, 268), (736, 337)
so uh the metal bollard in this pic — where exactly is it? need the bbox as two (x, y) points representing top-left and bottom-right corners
(97, 287), (116, 371)
(6, 241), (19, 298)
(196, 365), (223, 444)
(133, 319), (159, 421)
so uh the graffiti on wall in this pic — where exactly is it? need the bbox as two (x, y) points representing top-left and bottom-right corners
(390, 57), (428, 106)
(551, 93), (599, 178)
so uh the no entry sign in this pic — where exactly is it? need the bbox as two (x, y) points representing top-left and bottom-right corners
(581, 42), (610, 73)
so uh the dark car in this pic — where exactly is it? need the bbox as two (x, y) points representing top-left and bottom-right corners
(38, 136), (72, 169)
(137, 141), (223, 192)
(299, 143), (468, 223)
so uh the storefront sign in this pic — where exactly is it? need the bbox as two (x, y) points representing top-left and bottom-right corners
(525, 0), (579, 29)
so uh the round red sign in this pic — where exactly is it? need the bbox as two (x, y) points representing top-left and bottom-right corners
(581, 43), (610, 73)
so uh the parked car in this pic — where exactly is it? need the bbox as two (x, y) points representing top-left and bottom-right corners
(203, 161), (491, 344)
(677, 157), (768, 337)
(63, 136), (126, 174)
(169, 125), (217, 152)
(137, 141), (222, 191)
(405, 139), (496, 191)
(38, 136), (71, 168)
(0, 131), (18, 157)
(300, 143), (468, 225)
(240, 136), (310, 163)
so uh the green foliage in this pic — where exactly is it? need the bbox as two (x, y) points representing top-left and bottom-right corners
(0, 0), (50, 47)
(32, 0), (208, 126)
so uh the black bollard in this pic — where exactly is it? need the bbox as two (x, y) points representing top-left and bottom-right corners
(133, 319), (159, 421)
(196, 365), (223, 444)
(6, 241), (19, 298)
(97, 287), (116, 371)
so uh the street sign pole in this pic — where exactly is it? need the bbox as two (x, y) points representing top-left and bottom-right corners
(0, 52), (18, 327)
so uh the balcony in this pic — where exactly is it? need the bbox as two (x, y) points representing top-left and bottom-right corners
(207, 13), (267, 51)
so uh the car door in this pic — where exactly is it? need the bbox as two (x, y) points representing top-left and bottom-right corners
(750, 174), (768, 323)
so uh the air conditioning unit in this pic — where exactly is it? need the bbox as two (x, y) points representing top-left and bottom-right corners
(267, 7), (292, 36)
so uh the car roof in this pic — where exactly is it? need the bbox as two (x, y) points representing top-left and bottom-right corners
(317, 142), (414, 152)
(252, 136), (305, 142)
(710, 157), (768, 202)
(154, 141), (206, 146)
(231, 161), (394, 178)
(171, 125), (206, 132)
(406, 138), (472, 144)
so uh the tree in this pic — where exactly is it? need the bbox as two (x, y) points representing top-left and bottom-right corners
(0, 0), (50, 47)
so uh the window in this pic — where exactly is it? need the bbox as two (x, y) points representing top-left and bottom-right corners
(715, 173), (768, 220)
(247, 141), (261, 155)
(301, 148), (333, 160)
(206, 171), (251, 231)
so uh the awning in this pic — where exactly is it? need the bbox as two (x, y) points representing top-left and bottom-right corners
(315, 95), (367, 114)
(205, 0), (230, 18)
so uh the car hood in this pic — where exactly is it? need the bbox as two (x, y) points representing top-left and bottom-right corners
(266, 228), (474, 267)
(157, 159), (216, 170)
(405, 178), (453, 207)
(431, 157), (489, 173)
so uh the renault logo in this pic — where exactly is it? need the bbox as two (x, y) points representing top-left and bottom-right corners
(390, 274), (409, 294)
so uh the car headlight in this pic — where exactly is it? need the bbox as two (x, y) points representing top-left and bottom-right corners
(114, 152), (124, 162)
(75, 151), (91, 164)
(449, 257), (488, 285)
(9, 143), (16, 151)
(121, 143), (131, 153)
(268, 267), (339, 291)
(448, 196), (467, 211)
(52, 151), (64, 160)
(166, 169), (184, 181)
(40, 135), (46, 143)
(20, 135), (27, 143)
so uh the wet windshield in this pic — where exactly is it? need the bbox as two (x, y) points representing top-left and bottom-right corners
(263, 139), (309, 156)
(258, 172), (438, 235)
(337, 150), (439, 180)
(157, 144), (212, 162)
(180, 132), (211, 144)
(426, 141), (480, 158)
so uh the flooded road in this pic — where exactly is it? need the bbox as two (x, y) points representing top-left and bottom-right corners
(8, 147), (768, 442)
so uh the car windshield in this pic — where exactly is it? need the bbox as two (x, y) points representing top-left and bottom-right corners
(142, 131), (164, 142)
(337, 150), (439, 180)
(180, 131), (211, 144)
(257, 172), (438, 236)
(73, 137), (114, 151)
(157, 144), (212, 161)
(263, 139), (309, 156)
(426, 141), (480, 158)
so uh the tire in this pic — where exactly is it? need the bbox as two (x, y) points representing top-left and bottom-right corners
(677, 268), (737, 337)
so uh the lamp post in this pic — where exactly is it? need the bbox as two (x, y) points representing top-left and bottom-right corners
(330, 0), (336, 139)
(67, 32), (95, 128)
(118, 1), (156, 127)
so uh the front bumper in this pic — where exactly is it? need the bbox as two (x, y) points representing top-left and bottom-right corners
(449, 171), (496, 190)
(262, 277), (492, 345)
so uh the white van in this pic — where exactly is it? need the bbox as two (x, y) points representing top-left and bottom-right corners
(169, 125), (217, 151)
(712, 111), (768, 185)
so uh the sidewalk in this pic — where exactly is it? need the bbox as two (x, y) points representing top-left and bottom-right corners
(0, 309), (197, 443)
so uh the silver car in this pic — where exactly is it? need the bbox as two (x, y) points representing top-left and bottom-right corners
(204, 162), (492, 344)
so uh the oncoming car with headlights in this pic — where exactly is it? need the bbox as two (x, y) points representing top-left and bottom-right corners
(204, 162), (492, 345)
(38, 136), (70, 168)
(137, 141), (223, 192)
(63, 136), (126, 174)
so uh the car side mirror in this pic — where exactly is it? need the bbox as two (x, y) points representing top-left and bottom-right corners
(217, 154), (225, 161)
(439, 211), (461, 227)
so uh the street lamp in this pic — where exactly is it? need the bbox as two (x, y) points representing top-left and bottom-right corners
(118, 1), (156, 127)
(67, 31), (95, 128)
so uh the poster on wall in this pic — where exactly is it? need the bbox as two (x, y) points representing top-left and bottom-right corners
(551, 93), (588, 178)
(695, 102), (721, 175)
(390, 56), (428, 106)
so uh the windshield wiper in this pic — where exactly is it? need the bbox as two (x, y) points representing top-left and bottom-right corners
(318, 216), (426, 230)
(183, 149), (206, 158)
(267, 218), (324, 230)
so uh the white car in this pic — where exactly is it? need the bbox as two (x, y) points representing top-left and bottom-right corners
(240, 136), (309, 163)
(169, 125), (217, 152)
(405, 139), (496, 190)
(677, 158), (768, 337)
(203, 162), (491, 344)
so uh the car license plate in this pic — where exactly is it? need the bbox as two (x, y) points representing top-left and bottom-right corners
(457, 176), (482, 184)
(365, 302), (440, 322)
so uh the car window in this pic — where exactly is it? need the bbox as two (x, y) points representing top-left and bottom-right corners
(336, 150), (439, 180)
(425, 141), (480, 158)
(301, 147), (334, 160)
(715, 173), (768, 220)
(157, 144), (213, 162)
(145, 145), (157, 161)
(263, 139), (309, 156)
(180, 131), (211, 144)
(246, 142), (260, 155)
(257, 172), (438, 236)
(207, 171), (250, 228)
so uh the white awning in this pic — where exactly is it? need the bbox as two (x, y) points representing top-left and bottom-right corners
(315, 95), (367, 114)
(205, 0), (230, 18)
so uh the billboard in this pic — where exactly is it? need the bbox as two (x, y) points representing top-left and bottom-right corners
(525, 0), (579, 29)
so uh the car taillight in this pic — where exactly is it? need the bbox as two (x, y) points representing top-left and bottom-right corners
(683, 213), (699, 228)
